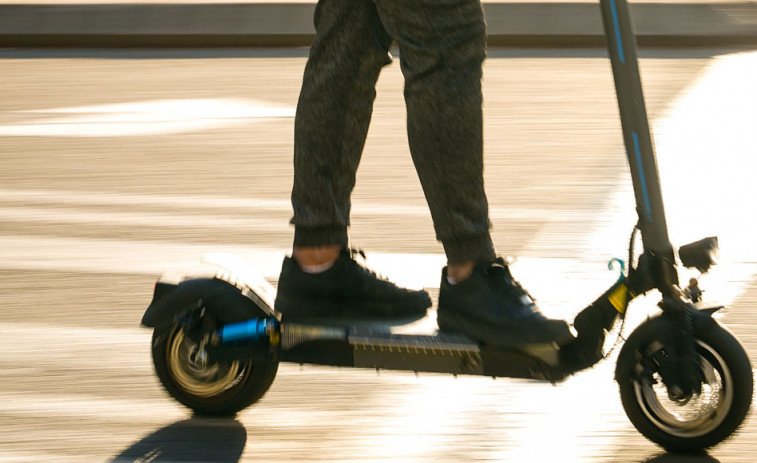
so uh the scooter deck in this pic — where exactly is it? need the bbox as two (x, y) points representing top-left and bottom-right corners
(277, 322), (568, 382)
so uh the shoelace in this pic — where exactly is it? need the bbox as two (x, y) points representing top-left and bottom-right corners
(346, 247), (393, 283)
(348, 247), (367, 261)
(486, 260), (537, 304)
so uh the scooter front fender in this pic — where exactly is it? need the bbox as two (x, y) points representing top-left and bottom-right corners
(626, 302), (725, 339)
(141, 277), (267, 330)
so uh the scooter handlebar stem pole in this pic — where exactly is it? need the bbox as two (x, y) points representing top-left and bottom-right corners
(599, 0), (679, 293)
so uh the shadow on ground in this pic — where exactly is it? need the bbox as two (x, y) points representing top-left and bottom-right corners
(643, 452), (720, 463)
(111, 417), (247, 462)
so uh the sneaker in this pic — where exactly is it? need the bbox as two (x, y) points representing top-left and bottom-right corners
(437, 258), (574, 347)
(275, 248), (432, 324)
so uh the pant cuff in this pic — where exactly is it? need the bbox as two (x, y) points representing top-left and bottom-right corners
(293, 226), (349, 247)
(442, 234), (496, 265)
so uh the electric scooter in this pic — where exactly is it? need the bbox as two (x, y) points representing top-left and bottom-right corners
(140, 0), (753, 452)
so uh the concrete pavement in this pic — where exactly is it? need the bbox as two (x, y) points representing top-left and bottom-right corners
(1, 0), (757, 48)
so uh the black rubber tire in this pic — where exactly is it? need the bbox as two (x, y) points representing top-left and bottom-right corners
(152, 324), (279, 417)
(616, 315), (753, 452)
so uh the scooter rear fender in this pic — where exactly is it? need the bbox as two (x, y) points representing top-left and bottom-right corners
(141, 277), (267, 330)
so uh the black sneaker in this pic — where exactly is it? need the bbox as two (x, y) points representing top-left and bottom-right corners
(437, 258), (574, 347)
(274, 248), (432, 324)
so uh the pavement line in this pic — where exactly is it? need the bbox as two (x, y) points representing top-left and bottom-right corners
(0, 187), (595, 221)
(0, 205), (287, 231)
(0, 390), (184, 422)
(0, 233), (441, 288)
(0, 98), (295, 137)
(0, 322), (152, 377)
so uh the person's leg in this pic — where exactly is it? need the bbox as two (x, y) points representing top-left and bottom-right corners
(290, 0), (393, 253)
(374, 0), (495, 269)
(276, 0), (431, 322)
(374, 0), (572, 346)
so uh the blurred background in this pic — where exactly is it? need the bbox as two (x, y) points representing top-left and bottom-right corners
(1, 1), (757, 462)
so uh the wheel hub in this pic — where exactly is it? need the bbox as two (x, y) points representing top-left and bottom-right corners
(635, 340), (732, 438)
(167, 328), (246, 398)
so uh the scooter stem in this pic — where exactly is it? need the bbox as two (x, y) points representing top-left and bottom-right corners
(598, 0), (678, 293)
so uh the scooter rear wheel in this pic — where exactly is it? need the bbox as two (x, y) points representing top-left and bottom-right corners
(616, 315), (752, 452)
(152, 323), (278, 416)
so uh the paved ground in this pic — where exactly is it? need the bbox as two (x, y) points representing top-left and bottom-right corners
(0, 47), (756, 462)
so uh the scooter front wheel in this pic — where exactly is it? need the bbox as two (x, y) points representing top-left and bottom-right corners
(615, 315), (752, 452)
(152, 324), (278, 416)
